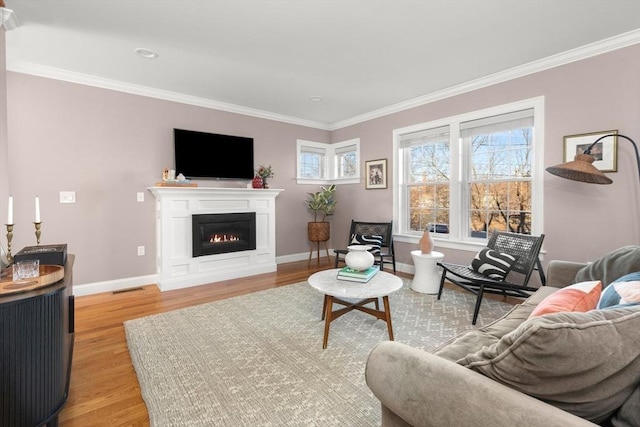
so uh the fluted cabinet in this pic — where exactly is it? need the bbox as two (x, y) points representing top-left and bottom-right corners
(0, 255), (74, 427)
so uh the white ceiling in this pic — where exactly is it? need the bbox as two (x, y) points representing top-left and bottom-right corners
(3, 1), (640, 129)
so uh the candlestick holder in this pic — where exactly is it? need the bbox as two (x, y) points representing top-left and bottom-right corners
(34, 222), (42, 246)
(5, 223), (13, 265)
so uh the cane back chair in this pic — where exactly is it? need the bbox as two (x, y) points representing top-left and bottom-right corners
(334, 220), (396, 272)
(437, 231), (546, 324)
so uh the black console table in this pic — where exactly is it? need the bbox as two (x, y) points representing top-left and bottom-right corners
(0, 255), (75, 427)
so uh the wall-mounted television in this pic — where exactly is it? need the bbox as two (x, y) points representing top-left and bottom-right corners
(174, 128), (254, 180)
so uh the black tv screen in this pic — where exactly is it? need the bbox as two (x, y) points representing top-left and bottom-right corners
(174, 129), (254, 180)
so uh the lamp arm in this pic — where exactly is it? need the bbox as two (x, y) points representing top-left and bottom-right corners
(584, 134), (640, 185)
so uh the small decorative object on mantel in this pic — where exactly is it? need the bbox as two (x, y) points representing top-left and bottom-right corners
(155, 172), (197, 187)
(419, 224), (434, 254)
(252, 176), (263, 189)
(255, 164), (274, 189)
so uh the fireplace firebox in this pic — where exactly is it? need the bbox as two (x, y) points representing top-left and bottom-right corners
(192, 212), (257, 257)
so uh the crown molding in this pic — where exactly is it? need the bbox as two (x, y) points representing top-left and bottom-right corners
(4, 62), (331, 130)
(330, 29), (640, 130)
(5, 29), (638, 131)
(0, 7), (19, 30)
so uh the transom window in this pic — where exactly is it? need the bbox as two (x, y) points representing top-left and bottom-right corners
(394, 98), (544, 248)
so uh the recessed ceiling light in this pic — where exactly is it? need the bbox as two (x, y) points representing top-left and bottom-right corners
(309, 96), (323, 102)
(134, 48), (158, 59)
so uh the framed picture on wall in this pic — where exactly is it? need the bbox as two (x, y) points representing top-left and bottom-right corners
(365, 159), (387, 189)
(563, 130), (618, 172)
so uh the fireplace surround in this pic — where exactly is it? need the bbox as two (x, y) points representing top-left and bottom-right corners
(148, 187), (282, 291)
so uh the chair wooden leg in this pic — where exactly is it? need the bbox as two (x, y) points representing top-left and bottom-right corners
(472, 284), (485, 325)
(437, 268), (447, 299)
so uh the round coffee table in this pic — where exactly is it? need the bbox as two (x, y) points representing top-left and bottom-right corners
(307, 268), (403, 349)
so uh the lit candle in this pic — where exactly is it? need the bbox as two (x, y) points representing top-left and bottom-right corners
(7, 196), (13, 225)
(35, 196), (41, 223)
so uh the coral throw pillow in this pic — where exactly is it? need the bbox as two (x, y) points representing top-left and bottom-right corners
(529, 280), (602, 318)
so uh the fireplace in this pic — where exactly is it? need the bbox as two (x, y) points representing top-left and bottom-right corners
(192, 212), (257, 257)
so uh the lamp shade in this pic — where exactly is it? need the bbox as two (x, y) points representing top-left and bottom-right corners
(546, 153), (613, 185)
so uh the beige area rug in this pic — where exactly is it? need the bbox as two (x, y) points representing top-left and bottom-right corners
(124, 279), (513, 426)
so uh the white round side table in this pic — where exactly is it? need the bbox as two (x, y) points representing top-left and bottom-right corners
(410, 250), (444, 294)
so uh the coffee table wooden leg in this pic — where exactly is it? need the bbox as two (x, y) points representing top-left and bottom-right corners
(321, 294), (328, 320)
(323, 296), (333, 349)
(382, 296), (394, 341)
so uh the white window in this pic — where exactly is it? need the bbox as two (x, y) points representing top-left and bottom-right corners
(298, 140), (327, 180)
(297, 138), (360, 184)
(393, 97), (544, 250)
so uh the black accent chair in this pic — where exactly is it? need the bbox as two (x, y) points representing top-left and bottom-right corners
(334, 220), (396, 272)
(437, 231), (546, 325)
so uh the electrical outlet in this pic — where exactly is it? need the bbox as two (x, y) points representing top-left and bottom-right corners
(137, 246), (145, 256)
(137, 192), (144, 202)
(60, 191), (76, 203)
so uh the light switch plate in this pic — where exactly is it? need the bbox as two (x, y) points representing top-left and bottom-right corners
(137, 192), (144, 202)
(60, 191), (76, 203)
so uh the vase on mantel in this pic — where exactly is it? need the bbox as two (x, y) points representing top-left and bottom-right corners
(252, 176), (263, 188)
(419, 226), (434, 254)
(262, 178), (269, 189)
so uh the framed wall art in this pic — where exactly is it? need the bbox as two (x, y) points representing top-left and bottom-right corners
(365, 159), (387, 189)
(563, 130), (618, 172)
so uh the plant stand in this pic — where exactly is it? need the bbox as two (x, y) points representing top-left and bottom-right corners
(308, 241), (330, 266)
(307, 222), (331, 266)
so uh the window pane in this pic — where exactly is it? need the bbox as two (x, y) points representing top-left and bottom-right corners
(338, 151), (357, 177)
(466, 111), (533, 238)
(300, 151), (324, 178)
(468, 181), (532, 236)
(408, 139), (449, 183)
(408, 184), (449, 232)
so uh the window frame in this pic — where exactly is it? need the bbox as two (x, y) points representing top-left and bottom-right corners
(392, 97), (545, 253)
(296, 138), (360, 185)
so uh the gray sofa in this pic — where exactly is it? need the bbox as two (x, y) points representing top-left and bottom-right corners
(365, 246), (640, 427)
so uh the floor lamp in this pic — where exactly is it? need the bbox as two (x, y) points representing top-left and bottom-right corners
(546, 133), (640, 185)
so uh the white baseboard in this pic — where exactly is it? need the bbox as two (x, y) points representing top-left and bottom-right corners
(72, 253), (417, 297)
(72, 274), (159, 297)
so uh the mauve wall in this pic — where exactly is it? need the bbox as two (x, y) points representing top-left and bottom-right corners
(332, 45), (640, 270)
(2, 43), (639, 288)
(0, 30), (8, 229)
(5, 74), (329, 285)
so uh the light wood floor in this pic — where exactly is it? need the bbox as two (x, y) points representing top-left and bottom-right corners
(59, 259), (516, 426)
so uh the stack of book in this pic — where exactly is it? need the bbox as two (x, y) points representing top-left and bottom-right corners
(337, 266), (379, 283)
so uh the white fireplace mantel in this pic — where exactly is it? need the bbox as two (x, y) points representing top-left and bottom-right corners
(148, 186), (283, 291)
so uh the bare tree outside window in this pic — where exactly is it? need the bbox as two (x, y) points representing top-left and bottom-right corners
(468, 128), (532, 237)
(402, 109), (534, 240)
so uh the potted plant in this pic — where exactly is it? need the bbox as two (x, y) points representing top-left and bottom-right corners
(306, 184), (337, 243)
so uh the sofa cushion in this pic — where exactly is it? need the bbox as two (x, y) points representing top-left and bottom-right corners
(529, 281), (602, 318)
(349, 233), (383, 255)
(575, 245), (640, 287)
(597, 272), (640, 309)
(431, 286), (561, 359)
(612, 382), (640, 427)
(457, 306), (640, 424)
(470, 248), (518, 280)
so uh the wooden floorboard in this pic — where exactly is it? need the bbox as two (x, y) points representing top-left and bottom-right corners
(58, 259), (515, 426)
